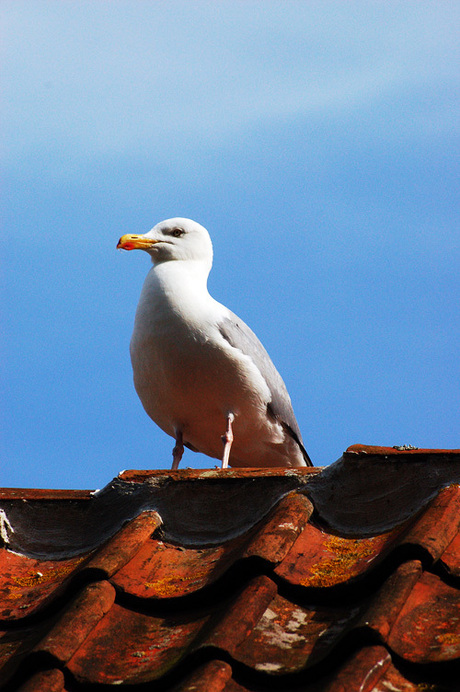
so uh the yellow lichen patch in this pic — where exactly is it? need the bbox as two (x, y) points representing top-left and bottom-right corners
(301, 534), (389, 588)
(3, 589), (23, 601)
(11, 558), (85, 589)
(144, 569), (211, 598)
(436, 631), (460, 647)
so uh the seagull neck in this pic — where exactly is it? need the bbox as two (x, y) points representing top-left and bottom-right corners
(152, 259), (211, 300)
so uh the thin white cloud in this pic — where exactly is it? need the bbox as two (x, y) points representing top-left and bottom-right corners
(2, 1), (459, 168)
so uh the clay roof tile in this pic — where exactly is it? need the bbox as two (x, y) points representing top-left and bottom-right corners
(1, 444), (460, 690)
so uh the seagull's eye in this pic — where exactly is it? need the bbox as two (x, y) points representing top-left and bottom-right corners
(171, 228), (184, 238)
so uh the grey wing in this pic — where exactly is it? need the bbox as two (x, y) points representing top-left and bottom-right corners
(218, 312), (312, 466)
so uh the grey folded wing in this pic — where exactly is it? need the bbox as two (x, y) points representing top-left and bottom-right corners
(218, 312), (312, 466)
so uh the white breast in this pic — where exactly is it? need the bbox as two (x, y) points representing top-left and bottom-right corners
(130, 260), (304, 467)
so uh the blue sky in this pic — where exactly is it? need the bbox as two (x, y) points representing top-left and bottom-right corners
(2, 1), (459, 489)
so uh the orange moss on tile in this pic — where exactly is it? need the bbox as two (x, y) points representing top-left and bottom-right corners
(301, 533), (393, 588)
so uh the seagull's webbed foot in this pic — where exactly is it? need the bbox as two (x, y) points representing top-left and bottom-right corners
(221, 413), (234, 469)
(172, 430), (184, 470)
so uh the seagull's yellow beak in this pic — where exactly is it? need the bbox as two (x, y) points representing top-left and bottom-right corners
(117, 234), (159, 251)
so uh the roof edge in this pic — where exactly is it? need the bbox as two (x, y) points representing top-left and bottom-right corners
(346, 444), (460, 457)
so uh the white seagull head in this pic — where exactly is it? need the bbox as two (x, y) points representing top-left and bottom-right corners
(117, 218), (213, 268)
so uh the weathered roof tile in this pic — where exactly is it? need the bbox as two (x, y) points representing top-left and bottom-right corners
(0, 550), (86, 620)
(113, 534), (248, 600)
(233, 587), (359, 673)
(172, 660), (234, 692)
(35, 580), (116, 664)
(242, 491), (314, 564)
(441, 531), (460, 578)
(321, 644), (393, 692)
(388, 569), (460, 663)
(67, 600), (209, 685)
(1, 444), (460, 690)
(206, 575), (278, 656)
(85, 510), (162, 577)
(113, 493), (314, 602)
(17, 668), (66, 692)
(275, 522), (405, 588)
(401, 483), (460, 560)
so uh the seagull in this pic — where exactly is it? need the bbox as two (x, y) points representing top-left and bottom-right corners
(117, 218), (312, 469)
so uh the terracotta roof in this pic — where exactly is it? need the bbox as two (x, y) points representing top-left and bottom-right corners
(1, 444), (460, 690)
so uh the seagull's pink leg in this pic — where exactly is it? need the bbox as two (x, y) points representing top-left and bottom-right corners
(172, 430), (184, 470)
(221, 413), (234, 469)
